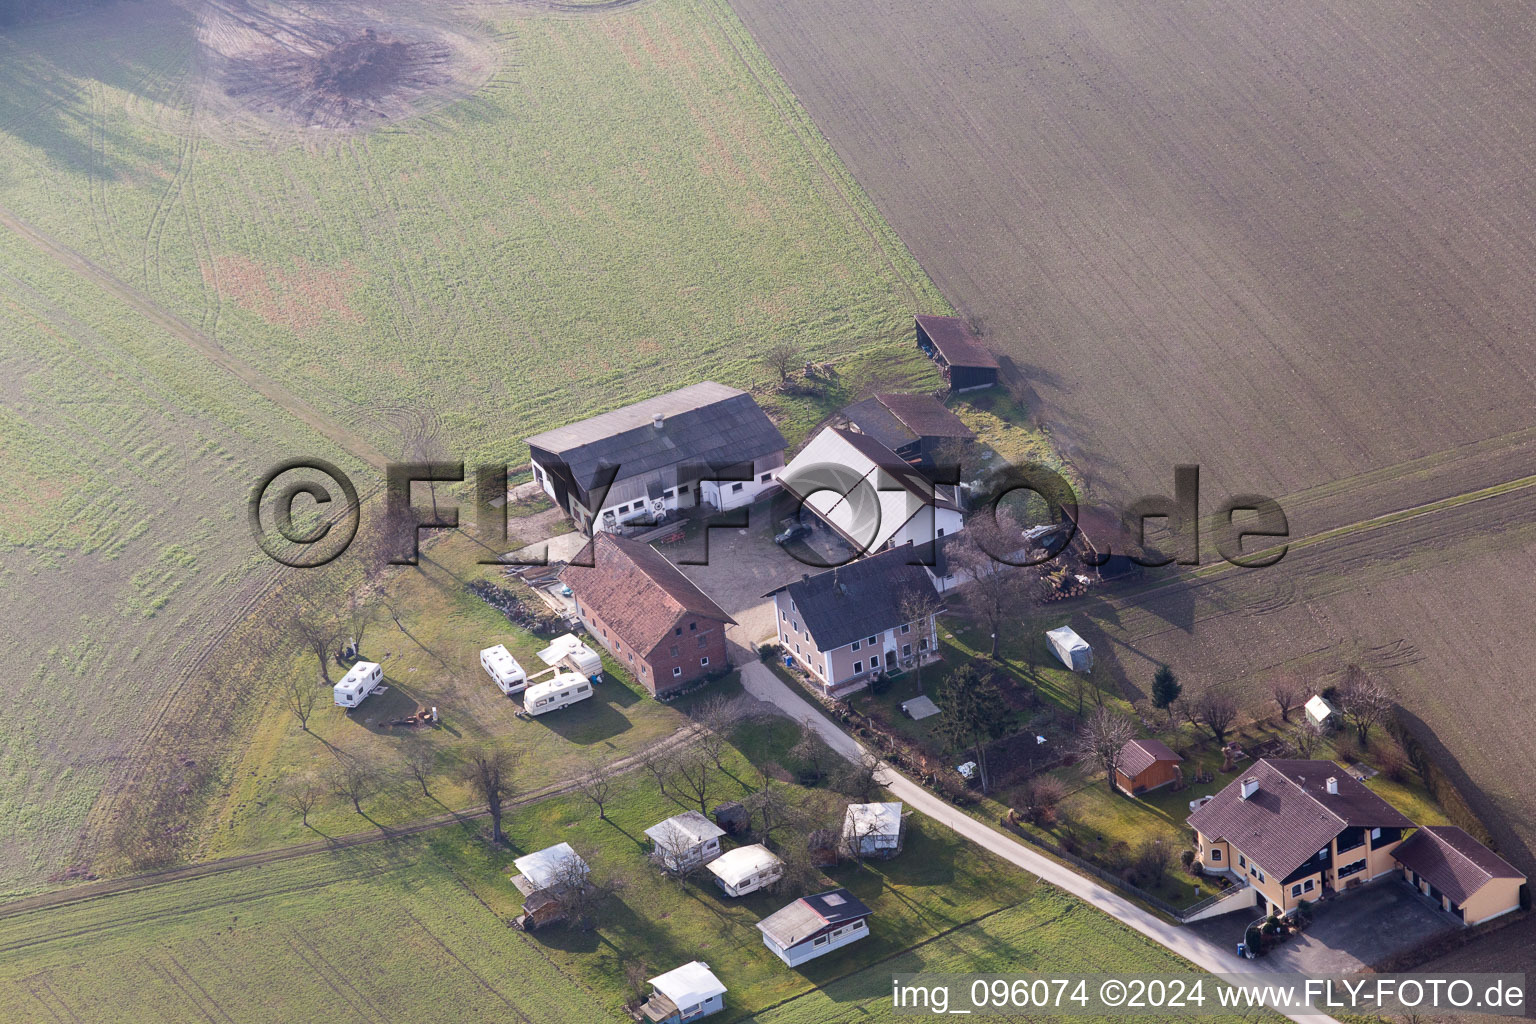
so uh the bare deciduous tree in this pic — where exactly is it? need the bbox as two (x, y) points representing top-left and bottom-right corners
(745, 783), (793, 847)
(288, 604), (341, 687)
(690, 694), (740, 771)
(575, 756), (617, 820)
(896, 584), (944, 694)
(638, 745), (673, 799)
(1073, 706), (1137, 794)
(552, 852), (627, 931)
(1338, 665), (1392, 746)
(285, 675), (319, 732)
(761, 342), (800, 384)
(669, 747), (714, 814)
(281, 775), (326, 829)
(1192, 686), (1240, 746)
(1270, 676), (1303, 724)
(1285, 719), (1325, 758)
(788, 723), (830, 786)
(832, 751), (885, 803)
(460, 744), (521, 845)
(327, 758), (379, 816)
(948, 518), (1029, 658)
(400, 739), (436, 798)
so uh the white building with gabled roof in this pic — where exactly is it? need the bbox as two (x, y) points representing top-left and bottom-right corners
(644, 811), (725, 874)
(639, 961), (727, 1023)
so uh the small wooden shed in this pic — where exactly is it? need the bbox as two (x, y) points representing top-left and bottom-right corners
(1113, 738), (1183, 796)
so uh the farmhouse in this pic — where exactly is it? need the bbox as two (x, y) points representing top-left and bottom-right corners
(1189, 760), (1412, 917)
(766, 545), (941, 693)
(638, 961), (727, 1023)
(1114, 739), (1183, 796)
(777, 427), (963, 555)
(1393, 826), (1527, 926)
(705, 844), (784, 897)
(756, 888), (872, 966)
(645, 810), (726, 874)
(525, 382), (786, 535)
(915, 314), (998, 392)
(837, 392), (974, 465)
(842, 801), (904, 859)
(560, 533), (733, 695)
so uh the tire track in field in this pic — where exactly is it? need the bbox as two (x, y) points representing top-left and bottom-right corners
(282, 934), (377, 1023)
(1, 728), (704, 926)
(0, 202), (390, 470)
(147, 957), (222, 1024)
(402, 910), (534, 1023)
(287, 928), (389, 1023)
(699, 0), (922, 312)
(22, 979), (75, 1024)
(164, 954), (238, 1024)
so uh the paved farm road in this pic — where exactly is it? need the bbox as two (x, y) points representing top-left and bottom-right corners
(737, 656), (1338, 1024)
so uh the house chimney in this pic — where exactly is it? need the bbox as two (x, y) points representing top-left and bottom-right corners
(652, 413), (664, 430)
(1239, 778), (1258, 800)
(1326, 777), (1338, 795)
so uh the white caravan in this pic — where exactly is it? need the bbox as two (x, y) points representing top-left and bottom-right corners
(334, 661), (383, 708)
(480, 644), (528, 695)
(536, 633), (604, 681)
(523, 672), (594, 716)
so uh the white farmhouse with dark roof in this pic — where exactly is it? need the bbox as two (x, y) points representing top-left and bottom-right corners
(777, 426), (962, 555)
(765, 545), (941, 694)
(525, 382), (786, 535)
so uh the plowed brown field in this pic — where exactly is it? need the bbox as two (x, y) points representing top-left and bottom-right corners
(729, 0), (1536, 962)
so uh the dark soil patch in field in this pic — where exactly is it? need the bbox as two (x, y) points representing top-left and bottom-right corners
(222, 27), (451, 129)
(199, 0), (496, 134)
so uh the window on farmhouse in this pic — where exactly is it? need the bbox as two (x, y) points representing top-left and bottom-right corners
(671, 645), (679, 657)
(698, 635), (707, 648)
(731, 482), (744, 493)
(853, 660), (863, 673)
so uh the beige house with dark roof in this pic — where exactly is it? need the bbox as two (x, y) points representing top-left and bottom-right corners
(1189, 759), (1412, 917)
(1393, 825), (1526, 926)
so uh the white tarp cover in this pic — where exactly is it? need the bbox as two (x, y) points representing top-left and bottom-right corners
(513, 842), (588, 890)
(1045, 625), (1092, 673)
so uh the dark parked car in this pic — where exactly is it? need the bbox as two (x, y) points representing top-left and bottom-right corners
(775, 522), (811, 545)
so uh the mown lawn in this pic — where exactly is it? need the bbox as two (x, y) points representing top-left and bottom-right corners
(0, 713), (1285, 1023)
(201, 531), (701, 858)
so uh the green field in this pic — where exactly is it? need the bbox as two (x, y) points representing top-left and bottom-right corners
(0, 741), (1277, 1024)
(0, 0), (945, 894)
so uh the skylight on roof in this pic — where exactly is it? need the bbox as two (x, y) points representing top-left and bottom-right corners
(823, 893), (845, 905)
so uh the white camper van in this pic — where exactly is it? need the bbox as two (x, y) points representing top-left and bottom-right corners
(480, 644), (528, 695)
(536, 633), (603, 681)
(522, 672), (594, 716)
(334, 661), (383, 708)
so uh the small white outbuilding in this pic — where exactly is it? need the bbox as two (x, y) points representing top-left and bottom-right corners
(645, 811), (726, 873)
(842, 801), (904, 859)
(333, 661), (383, 708)
(640, 961), (727, 1023)
(1304, 694), (1338, 730)
(1045, 625), (1092, 673)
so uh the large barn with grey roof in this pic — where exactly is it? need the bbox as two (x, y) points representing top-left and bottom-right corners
(526, 382), (786, 535)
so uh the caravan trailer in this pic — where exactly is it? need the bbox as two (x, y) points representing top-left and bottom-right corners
(536, 633), (604, 682)
(334, 661), (383, 708)
(522, 672), (594, 716)
(480, 644), (528, 695)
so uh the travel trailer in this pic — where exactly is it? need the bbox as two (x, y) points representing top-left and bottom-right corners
(536, 633), (604, 681)
(333, 661), (383, 708)
(523, 672), (594, 716)
(480, 644), (528, 695)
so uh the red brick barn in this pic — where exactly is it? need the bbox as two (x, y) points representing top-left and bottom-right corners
(561, 534), (734, 696)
